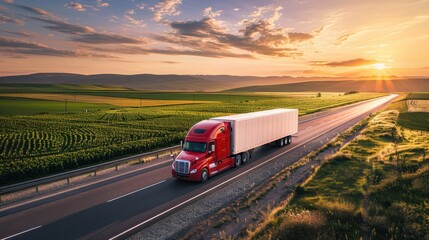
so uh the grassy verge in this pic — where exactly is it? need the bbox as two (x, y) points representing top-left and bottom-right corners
(252, 108), (429, 239)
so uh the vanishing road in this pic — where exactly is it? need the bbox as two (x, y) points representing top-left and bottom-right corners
(0, 94), (397, 240)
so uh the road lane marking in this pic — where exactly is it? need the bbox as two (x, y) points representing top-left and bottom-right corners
(107, 180), (166, 203)
(1, 225), (42, 240)
(0, 159), (173, 213)
(109, 95), (396, 240)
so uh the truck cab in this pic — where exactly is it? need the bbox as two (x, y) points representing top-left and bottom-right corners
(172, 120), (232, 182)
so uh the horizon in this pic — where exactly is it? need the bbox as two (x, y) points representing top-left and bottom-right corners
(0, 0), (428, 77)
(1, 72), (429, 79)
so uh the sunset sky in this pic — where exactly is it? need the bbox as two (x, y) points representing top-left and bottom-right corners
(0, 0), (428, 77)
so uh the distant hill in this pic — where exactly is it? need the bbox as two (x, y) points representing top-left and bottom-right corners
(226, 79), (429, 92)
(0, 73), (219, 91)
(1, 73), (305, 91)
(0, 73), (427, 92)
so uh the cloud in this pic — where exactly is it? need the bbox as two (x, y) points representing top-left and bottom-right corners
(335, 32), (354, 45)
(0, 29), (33, 37)
(65, 2), (86, 12)
(136, 3), (146, 10)
(0, 37), (115, 58)
(151, 0), (182, 22)
(127, 9), (135, 15)
(30, 17), (145, 44)
(30, 17), (94, 35)
(249, 5), (283, 24)
(124, 15), (145, 26)
(72, 33), (146, 44)
(96, 0), (109, 7)
(87, 45), (255, 59)
(288, 32), (314, 43)
(313, 26), (324, 34)
(0, 13), (24, 25)
(169, 17), (224, 38)
(163, 16), (311, 57)
(150, 48), (255, 59)
(7, 2), (52, 16)
(203, 7), (222, 18)
(233, 8), (240, 12)
(109, 15), (119, 22)
(312, 58), (377, 67)
(162, 61), (181, 64)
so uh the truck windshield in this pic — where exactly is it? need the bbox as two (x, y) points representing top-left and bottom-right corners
(183, 141), (207, 153)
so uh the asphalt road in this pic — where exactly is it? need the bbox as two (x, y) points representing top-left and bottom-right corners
(0, 94), (397, 240)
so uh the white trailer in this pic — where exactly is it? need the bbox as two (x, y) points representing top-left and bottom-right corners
(211, 108), (298, 155)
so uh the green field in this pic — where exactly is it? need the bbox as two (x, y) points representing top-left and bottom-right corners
(0, 89), (385, 185)
(253, 95), (429, 240)
(0, 84), (272, 102)
(386, 93), (429, 131)
(407, 92), (429, 99)
(0, 96), (114, 115)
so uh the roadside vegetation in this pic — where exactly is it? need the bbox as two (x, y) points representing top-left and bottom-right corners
(0, 86), (384, 185)
(252, 94), (429, 240)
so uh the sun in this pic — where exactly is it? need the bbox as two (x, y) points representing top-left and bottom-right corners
(373, 63), (386, 70)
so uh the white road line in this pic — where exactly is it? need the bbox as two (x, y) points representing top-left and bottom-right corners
(107, 180), (166, 203)
(109, 95), (395, 240)
(1, 225), (42, 240)
(0, 159), (173, 213)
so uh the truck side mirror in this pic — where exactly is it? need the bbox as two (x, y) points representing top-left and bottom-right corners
(180, 140), (184, 149)
(209, 144), (215, 153)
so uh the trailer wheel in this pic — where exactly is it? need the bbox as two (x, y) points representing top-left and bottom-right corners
(234, 154), (242, 167)
(200, 169), (209, 183)
(241, 152), (248, 164)
(278, 138), (285, 147)
(287, 136), (292, 144)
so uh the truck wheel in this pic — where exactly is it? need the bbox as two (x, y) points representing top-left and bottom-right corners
(234, 154), (242, 167)
(200, 169), (209, 183)
(241, 152), (248, 164)
(288, 136), (292, 144)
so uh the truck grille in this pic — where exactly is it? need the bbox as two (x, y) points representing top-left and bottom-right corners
(175, 160), (190, 174)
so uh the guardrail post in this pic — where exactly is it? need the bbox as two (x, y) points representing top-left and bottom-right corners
(35, 185), (39, 193)
(170, 150), (173, 154)
(0, 195), (2, 203)
(115, 165), (118, 171)
(156, 154), (159, 159)
(94, 170), (97, 176)
(67, 177), (70, 185)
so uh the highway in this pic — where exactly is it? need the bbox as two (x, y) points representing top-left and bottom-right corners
(0, 94), (397, 240)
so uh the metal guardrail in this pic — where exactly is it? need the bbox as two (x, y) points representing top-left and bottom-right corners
(0, 145), (181, 197)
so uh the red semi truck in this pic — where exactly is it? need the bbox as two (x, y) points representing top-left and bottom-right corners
(171, 109), (299, 182)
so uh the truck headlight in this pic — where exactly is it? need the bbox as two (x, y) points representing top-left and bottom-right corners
(190, 169), (197, 174)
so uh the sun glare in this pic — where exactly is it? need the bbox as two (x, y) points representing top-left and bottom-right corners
(373, 63), (386, 70)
